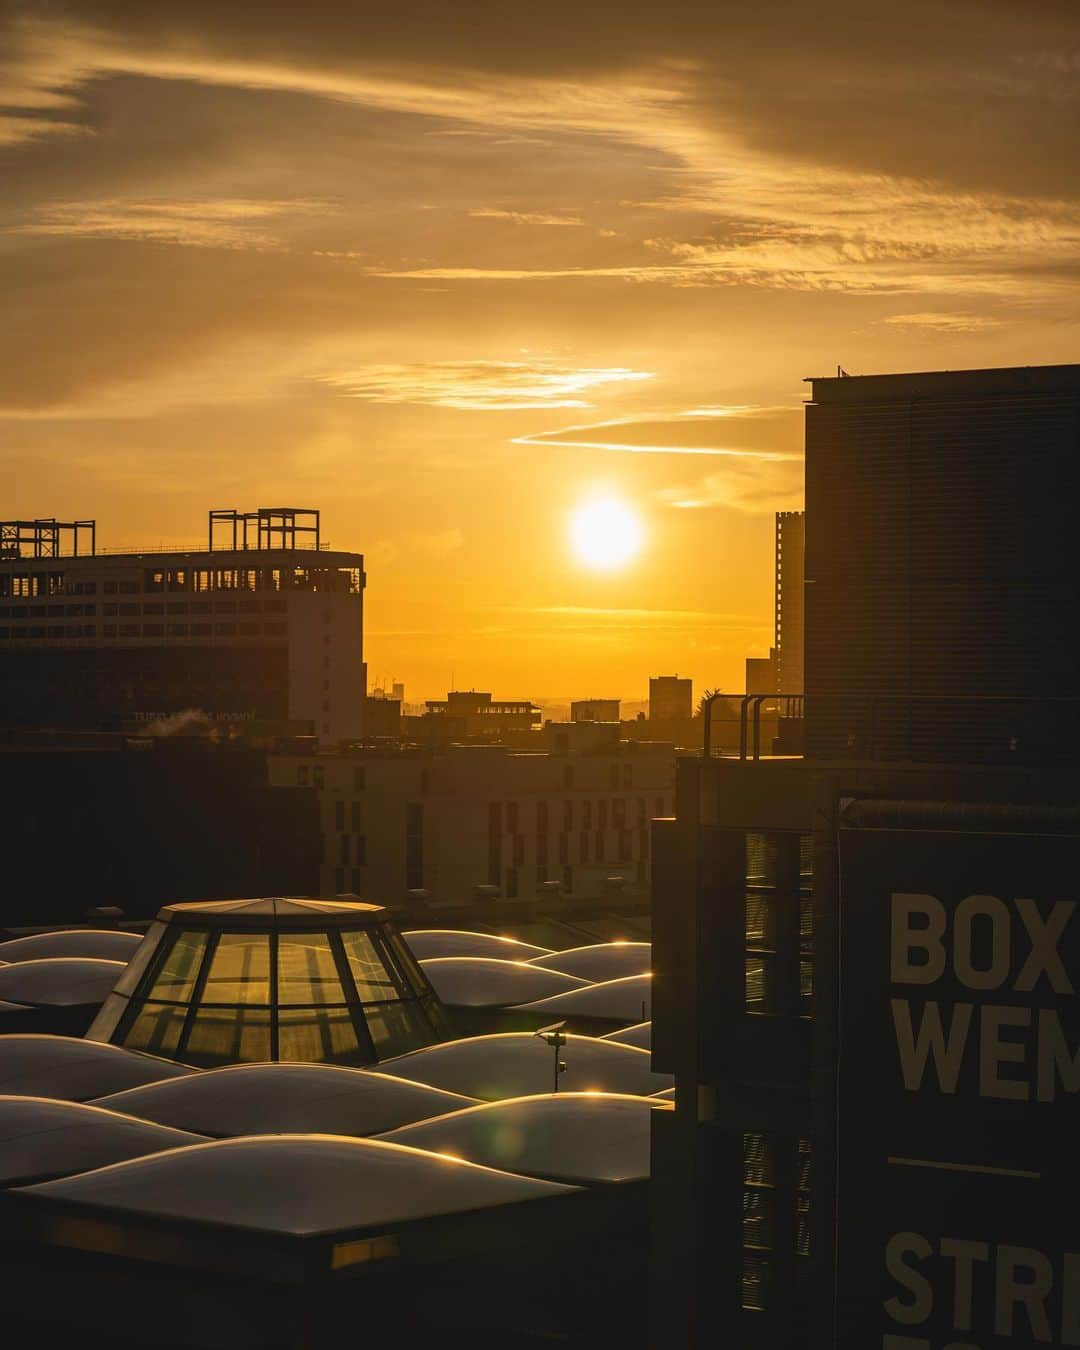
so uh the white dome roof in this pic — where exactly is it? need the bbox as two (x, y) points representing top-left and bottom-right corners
(0, 1035), (196, 1101)
(403, 930), (552, 961)
(419, 957), (586, 1008)
(376, 1032), (672, 1100)
(529, 943), (651, 982)
(0, 958), (125, 1008)
(0, 930), (142, 964)
(19, 1135), (576, 1235)
(601, 1021), (652, 1050)
(516, 973), (652, 1023)
(0, 1095), (204, 1187)
(94, 1062), (475, 1137)
(378, 1092), (671, 1184)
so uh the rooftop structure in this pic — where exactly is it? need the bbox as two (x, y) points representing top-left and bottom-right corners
(0, 506), (365, 741)
(87, 898), (449, 1068)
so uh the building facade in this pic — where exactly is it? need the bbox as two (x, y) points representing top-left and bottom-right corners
(269, 722), (676, 905)
(571, 698), (621, 723)
(774, 510), (804, 695)
(649, 676), (692, 723)
(650, 364), (1080, 1349)
(0, 508), (365, 741)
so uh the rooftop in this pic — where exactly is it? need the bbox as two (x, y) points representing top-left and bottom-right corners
(806, 361), (1080, 404)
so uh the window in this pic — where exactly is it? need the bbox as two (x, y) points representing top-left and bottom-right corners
(613, 799), (626, 828)
(537, 801), (549, 835)
(488, 802), (502, 885)
(143, 623), (164, 637)
(559, 834), (569, 865)
(742, 1132), (774, 1311)
(350, 800), (362, 831)
(143, 602), (164, 615)
(144, 569), (165, 593)
(583, 801), (593, 830)
(618, 829), (632, 862)
(354, 835), (366, 865)
(580, 832), (590, 863)
(622, 762), (633, 788)
(297, 765), (309, 785)
(563, 800), (573, 831)
(312, 766), (325, 788)
(562, 764), (574, 789)
(201, 934), (271, 1005)
(598, 801), (608, 831)
(506, 801), (518, 833)
(215, 622), (237, 636)
(342, 930), (401, 1000)
(595, 831), (605, 862)
(561, 865), (573, 893)
(278, 932), (344, 1004)
(334, 800), (346, 831)
(353, 767), (365, 791)
(351, 867), (364, 893)
(513, 834), (524, 867)
(505, 866), (518, 898)
(609, 763), (619, 788)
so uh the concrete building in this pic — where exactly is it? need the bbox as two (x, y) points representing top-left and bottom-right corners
(649, 676), (692, 723)
(745, 650), (777, 696)
(0, 508), (365, 741)
(269, 721), (675, 905)
(571, 698), (620, 723)
(650, 364), (1080, 1349)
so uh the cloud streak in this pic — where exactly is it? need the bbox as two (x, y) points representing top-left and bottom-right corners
(320, 361), (653, 410)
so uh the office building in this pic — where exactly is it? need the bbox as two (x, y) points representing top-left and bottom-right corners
(745, 650), (777, 695)
(269, 721), (675, 905)
(650, 364), (1080, 1349)
(649, 676), (692, 723)
(774, 511), (804, 695)
(571, 698), (620, 723)
(405, 689), (541, 742)
(0, 507), (365, 741)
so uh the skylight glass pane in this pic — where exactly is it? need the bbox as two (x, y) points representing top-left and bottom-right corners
(184, 1006), (270, 1066)
(363, 1000), (433, 1057)
(342, 930), (400, 1001)
(146, 929), (209, 1003)
(278, 1006), (363, 1063)
(277, 932), (345, 1005)
(200, 933), (271, 1005)
(122, 1001), (188, 1058)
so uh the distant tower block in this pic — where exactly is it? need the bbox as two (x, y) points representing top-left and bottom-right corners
(775, 511), (805, 693)
(649, 676), (692, 723)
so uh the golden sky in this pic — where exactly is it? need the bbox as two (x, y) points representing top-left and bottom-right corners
(3, 3), (1078, 699)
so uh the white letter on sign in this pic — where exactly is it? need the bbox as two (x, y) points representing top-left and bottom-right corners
(954, 895), (1010, 990)
(885, 1232), (933, 1324)
(1015, 899), (1076, 995)
(892, 895), (946, 985)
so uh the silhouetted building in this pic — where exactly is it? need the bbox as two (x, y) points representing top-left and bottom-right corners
(269, 724), (675, 905)
(649, 676), (692, 722)
(0, 508), (365, 741)
(650, 364), (1080, 1349)
(404, 689), (541, 743)
(774, 510), (804, 694)
(0, 738), (319, 930)
(571, 698), (620, 723)
(745, 650), (777, 695)
(363, 691), (402, 737)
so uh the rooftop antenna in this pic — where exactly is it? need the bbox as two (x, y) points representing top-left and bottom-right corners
(534, 1021), (568, 1093)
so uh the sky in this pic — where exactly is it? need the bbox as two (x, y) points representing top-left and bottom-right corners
(2, 3), (1078, 700)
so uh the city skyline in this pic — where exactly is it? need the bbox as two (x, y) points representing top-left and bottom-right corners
(3, 3), (1079, 697)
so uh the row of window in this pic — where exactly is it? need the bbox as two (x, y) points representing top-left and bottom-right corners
(0, 603), (97, 618)
(497, 797), (670, 834)
(742, 1132), (812, 1312)
(143, 566), (362, 595)
(0, 622), (288, 641)
(501, 827), (649, 867)
(745, 832), (814, 1019)
(0, 574), (95, 598)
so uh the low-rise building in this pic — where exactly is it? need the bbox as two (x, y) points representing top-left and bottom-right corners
(268, 722), (675, 905)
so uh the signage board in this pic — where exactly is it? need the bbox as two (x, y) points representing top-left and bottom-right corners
(837, 829), (1080, 1349)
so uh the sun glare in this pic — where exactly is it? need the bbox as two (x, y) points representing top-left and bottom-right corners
(570, 497), (644, 571)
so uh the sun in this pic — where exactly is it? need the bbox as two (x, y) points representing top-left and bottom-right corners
(570, 496), (644, 571)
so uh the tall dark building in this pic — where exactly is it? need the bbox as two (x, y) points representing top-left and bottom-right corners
(650, 364), (1080, 1350)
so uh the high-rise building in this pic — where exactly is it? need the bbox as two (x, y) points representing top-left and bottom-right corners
(774, 511), (804, 694)
(745, 649), (777, 695)
(649, 676), (692, 723)
(0, 508), (365, 741)
(650, 364), (1080, 1350)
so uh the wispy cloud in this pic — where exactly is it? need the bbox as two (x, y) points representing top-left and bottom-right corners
(880, 311), (1004, 333)
(11, 198), (333, 250)
(320, 361), (653, 410)
(513, 411), (802, 458)
(469, 208), (584, 226)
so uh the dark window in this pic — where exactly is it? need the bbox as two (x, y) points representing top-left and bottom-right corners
(622, 762), (633, 787)
(334, 800), (345, 831)
(563, 800), (573, 831)
(637, 797), (647, 825)
(215, 623), (237, 636)
(598, 801), (608, 831)
(191, 623), (212, 636)
(354, 835), (366, 865)
(618, 829), (632, 862)
(339, 834), (349, 864)
(537, 801), (548, 834)
(143, 623), (164, 637)
(506, 801), (518, 833)
(487, 802), (502, 886)
(613, 798), (626, 828)
(561, 865), (572, 893)
(144, 569), (165, 593)
(334, 866), (345, 893)
(513, 835), (524, 866)
(583, 801), (593, 830)
(351, 867), (364, 893)
(350, 800), (362, 831)
(505, 867), (518, 899)
(559, 834), (569, 865)
(580, 832), (590, 863)
(562, 764), (574, 789)
(143, 602), (164, 615)
(609, 763), (619, 788)
(104, 581), (117, 594)
(239, 623), (260, 637)
(595, 831), (605, 862)
(297, 765), (309, 785)
(167, 624), (189, 638)
(353, 767), (365, 792)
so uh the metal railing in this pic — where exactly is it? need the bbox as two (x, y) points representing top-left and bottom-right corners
(702, 692), (805, 760)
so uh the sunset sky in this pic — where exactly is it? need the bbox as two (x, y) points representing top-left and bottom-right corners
(3, 3), (1078, 699)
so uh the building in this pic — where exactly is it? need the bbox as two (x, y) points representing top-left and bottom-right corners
(405, 689), (542, 743)
(0, 737), (320, 930)
(649, 676), (692, 723)
(650, 364), (1080, 1349)
(774, 511), (804, 695)
(571, 698), (621, 723)
(269, 721), (676, 905)
(0, 507), (365, 742)
(745, 650), (777, 695)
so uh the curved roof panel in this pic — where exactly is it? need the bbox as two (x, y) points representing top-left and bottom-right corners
(0, 1096), (205, 1188)
(0, 930), (142, 964)
(18, 1135), (576, 1235)
(378, 1092), (671, 1184)
(0, 1035), (196, 1101)
(94, 1062), (474, 1137)
(403, 930), (552, 961)
(528, 943), (651, 982)
(601, 1021), (652, 1050)
(516, 973), (652, 1023)
(158, 897), (388, 929)
(376, 1032), (672, 1100)
(0, 958), (125, 1008)
(419, 957), (586, 1008)
(651, 1086), (676, 1100)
